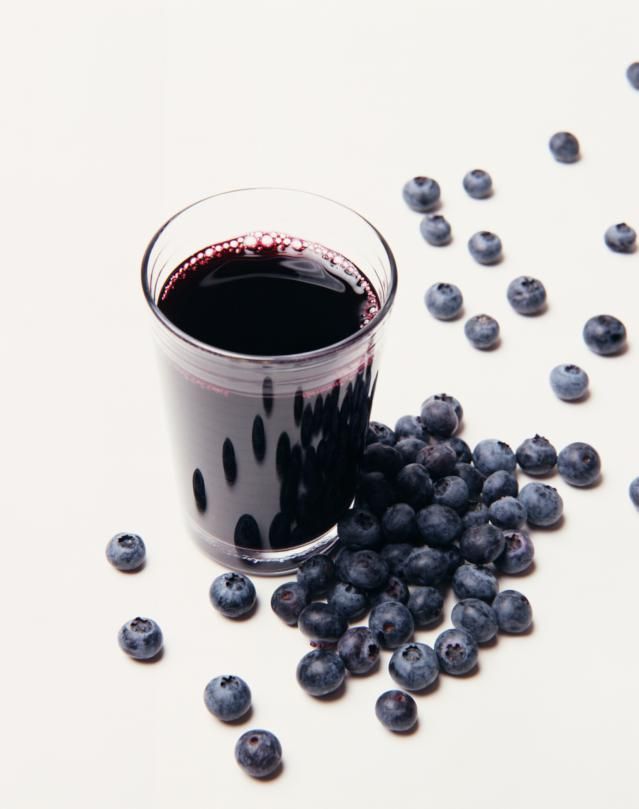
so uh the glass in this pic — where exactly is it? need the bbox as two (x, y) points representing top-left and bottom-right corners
(142, 188), (397, 574)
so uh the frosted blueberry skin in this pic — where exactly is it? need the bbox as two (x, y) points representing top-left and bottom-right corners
(415, 504), (463, 546)
(550, 364), (589, 401)
(203, 675), (251, 721)
(583, 314), (627, 356)
(627, 62), (639, 89)
(464, 314), (500, 349)
(210, 572), (256, 618)
(495, 530), (535, 574)
(452, 599), (498, 644)
(420, 399), (459, 437)
(629, 477), (639, 507)
(297, 555), (335, 597)
(328, 582), (369, 622)
(106, 532), (146, 571)
(473, 440), (517, 476)
(549, 131), (580, 163)
(604, 223), (636, 253)
(422, 393), (464, 424)
(296, 649), (345, 696)
(366, 421), (396, 447)
(118, 617), (163, 660)
(389, 642), (440, 691)
(455, 463), (485, 502)
(369, 601), (415, 650)
(493, 590), (533, 633)
(298, 602), (347, 643)
(270, 582), (309, 626)
(462, 503), (490, 530)
(395, 438), (427, 466)
(340, 550), (390, 591)
(338, 508), (382, 551)
(481, 470), (518, 505)
(402, 176), (441, 212)
(489, 496), (527, 529)
(434, 628), (478, 675)
(404, 547), (449, 587)
(507, 276), (547, 315)
(370, 576), (410, 608)
(394, 415), (426, 441)
(433, 476), (470, 513)
(463, 169), (493, 199)
(518, 482), (563, 527)
(416, 443), (458, 479)
(468, 231), (503, 265)
(452, 563), (499, 603)
(337, 627), (380, 674)
(425, 282), (463, 321)
(395, 464), (434, 510)
(407, 586), (444, 627)
(375, 690), (418, 731)
(235, 729), (282, 778)
(420, 214), (452, 246)
(381, 504), (417, 544)
(516, 435), (557, 476)
(557, 442), (601, 487)
(460, 523), (506, 565)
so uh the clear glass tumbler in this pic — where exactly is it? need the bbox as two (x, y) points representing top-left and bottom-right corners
(142, 188), (397, 574)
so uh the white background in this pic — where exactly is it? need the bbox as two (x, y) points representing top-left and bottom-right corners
(2, 1), (639, 807)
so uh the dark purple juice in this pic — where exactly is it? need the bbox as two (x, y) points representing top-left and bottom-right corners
(157, 232), (381, 565)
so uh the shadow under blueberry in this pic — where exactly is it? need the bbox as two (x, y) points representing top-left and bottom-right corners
(475, 338), (502, 353)
(532, 514), (565, 533)
(505, 559), (537, 578)
(389, 718), (420, 736)
(445, 661), (480, 680)
(313, 681), (347, 702)
(117, 561), (147, 574)
(411, 677), (441, 698)
(251, 761), (284, 782)
(134, 647), (164, 664)
(226, 600), (259, 622)
(222, 706), (254, 727)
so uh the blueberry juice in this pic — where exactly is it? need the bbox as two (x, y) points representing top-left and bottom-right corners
(142, 190), (397, 573)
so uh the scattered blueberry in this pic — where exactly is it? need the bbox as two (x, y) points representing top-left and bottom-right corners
(464, 314), (500, 349)
(368, 601), (415, 649)
(557, 442), (601, 487)
(106, 532), (146, 572)
(451, 599), (498, 644)
(204, 675), (251, 721)
(627, 62), (639, 89)
(507, 276), (547, 315)
(338, 508), (382, 550)
(395, 437), (427, 465)
(441, 544), (464, 577)
(583, 314), (627, 356)
(420, 399), (459, 437)
(361, 443), (404, 477)
(420, 214), (452, 246)
(495, 529), (535, 574)
(235, 730), (282, 778)
(433, 476), (470, 513)
(604, 223), (636, 253)
(340, 550), (390, 591)
(328, 582), (369, 622)
(468, 232), (502, 265)
(516, 435), (557, 476)
(460, 523), (505, 565)
(629, 477), (639, 507)
(118, 617), (163, 661)
(444, 437), (472, 464)
(366, 422), (396, 447)
(492, 590), (533, 633)
(416, 442), (458, 479)
(357, 472), (396, 517)
(382, 504), (417, 543)
(549, 131), (580, 163)
(425, 282), (463, 320)
(395, 464), (434, 509)
(380, 542), (414, 577)
(455, 463), (485, 501)
(297, 555), (335, 597)
(416, 503), (463, 546)
(489, 496), (527, 529)
(337, 626), (380, 674)
(402, 176), (441, 212)
(518, 482), (563, 526)
(452, 563), (499, 603)
(550, 364), (589, 401)
(463, 169), (493, 199)
(389, 642), (439, 691)
(394, 415), (426, 440)
(462, 502), (490, 530)
(334, 546), (355, 582)
(473, 439), (516, 476)
(210, 572), (257, 618)
(296, 649), (346, 696)
(370, 576), (410, 607)
(298, 602), (347, 643)
(407, 586), (444, 627)
(481, 470), (519, 505)
(403, 546), (449, 586)
(375, 690), (418, 732)
(270, 582), (309, 626)
(434, 628), (478, 675)
(422, 393), (464, 424)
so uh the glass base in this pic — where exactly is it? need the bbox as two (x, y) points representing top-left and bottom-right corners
(188, 516), (340, 575)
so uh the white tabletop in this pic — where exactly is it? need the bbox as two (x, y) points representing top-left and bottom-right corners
(3, 1), (639, 807)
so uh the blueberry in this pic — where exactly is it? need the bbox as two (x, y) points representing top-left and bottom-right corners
(492, 590), (533, 633)
(106, 532), (146, 571)
(481, 470), (518, 505)
(473, 439), (516, 476)
(395, 464), (434, 509)
(357, 472), (396, 517)
(460, 523), (505, 564)
(328, 582), (369, 621)
(604, 223), (636, 254)
(455, 463), (485, 501)
(407, 586), (444, 627)
(422, 393), (464, 424)
(452, 598), (498, 644)
(369, 601), (415, 649)
(434, 628), (478, 675)
(420, 399), (459, 438)
(380, 543), (414, 578)
(433, 476), (470, 513)
(394, 415), (426, 440)
(337, 626), (380, 674)
(270, 582), (309, 626)
(370, 576), (409, 607)
(549, 131), (580, 163)
(298, 603), (347, 643)
(425, 282), (463, 320)
(297, 555), (335, 597)
(389, 642), (439, 691)
(366, 421), (396, 447)
(416, 501), (464, 546)
(468, 232), (502, 265)
(375, 690), (418, 732)
(444, 437), (472, 464)
(495, 530), (535, 574)
(420, 214), (452, 246)
(403, 546), (449, 586)
(507, 276), (547, 315)
(462, 502), (490, 529)
(341, 550), (390, 591)
(402, 176), (441, 212)
(516, 435), (557, 475)
(235, 730), (282, 778)
(382, 504), (417, 543)
(361, 443), (404, 477)
(489, 496), (527, 529)
(452, 563), (499, 602)
(210, 572), (256, 618)
(550, 364), (589, 401)
(583, 314), (627, 356)
(464, 314), (500, 349)
(557, 442), (601, 487)
(441, 544), (464, 577)
(463, 168), (493, 199)
(395, 437), (427, 465)
(627, 62), (639, 89)
(296, 649), (345, 696)
(334, 546), (355, 582)
(118, 617), (163, 660)
(337, 508), (382, 550)
(416, 442), (458, 479)
(204, 675), (251, 721)
(518, 482), (563, 526)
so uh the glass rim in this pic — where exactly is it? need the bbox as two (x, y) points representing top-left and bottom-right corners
(141, 186), (398, 365)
